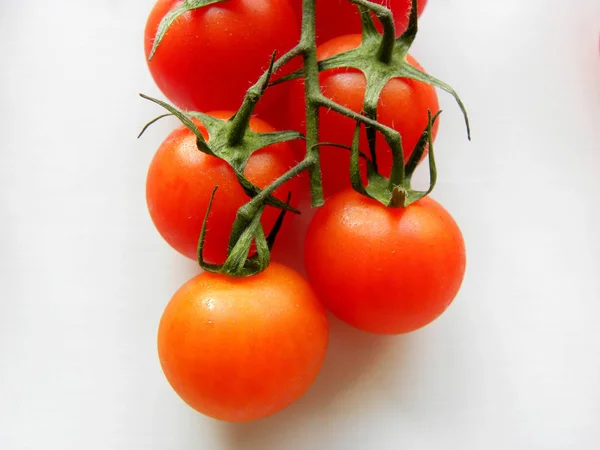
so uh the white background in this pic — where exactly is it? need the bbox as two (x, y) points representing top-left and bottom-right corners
(1, 0), (600, 449)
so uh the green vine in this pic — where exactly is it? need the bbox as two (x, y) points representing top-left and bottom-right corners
(141, 0), (469, 277)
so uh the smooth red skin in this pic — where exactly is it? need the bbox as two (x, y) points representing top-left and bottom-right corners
(158, 263), (329, 422)
(146, 112), (301, 263)
(144, 0), (298, 112)
(304, 189), (465, 334)
(287, 34), (439, 198)
(291, 0), (427, 44)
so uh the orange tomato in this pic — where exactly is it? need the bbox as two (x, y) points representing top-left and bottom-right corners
(157, 263), (329, 422)
(304, 189), (465, 334)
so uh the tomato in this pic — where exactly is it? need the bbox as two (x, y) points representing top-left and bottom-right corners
(146, 112), (301, 263)
(144, 0), (298, 112)
(304, 189), (465, 334)
(157, 262), (329, 422)
(292, 0), (427, 44)
(286, 34), (439, 197)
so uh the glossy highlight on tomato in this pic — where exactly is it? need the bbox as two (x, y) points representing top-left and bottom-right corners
(145, 112), (301, 263)
(158, 262), (329, 422)
(304, 189), (465, 334)
(145, 0), (299, 112)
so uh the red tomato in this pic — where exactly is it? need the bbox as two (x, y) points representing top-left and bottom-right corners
(304, 189), (465, 334)
(144, 0), (298, 112)
(291, 0), (427, 44)
(146, 112), (301, 263)
(158, 262), (329, 422)
(287, 34), (439, 197)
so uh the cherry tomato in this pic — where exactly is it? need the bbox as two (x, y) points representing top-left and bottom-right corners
(304, 189), (465, 334)
(287, 34), (439, 197)
(146, 112), (301, 263)
(292, 0), (427, 44)
(158, 262), (329, 422)
(144, 0), (298, 112)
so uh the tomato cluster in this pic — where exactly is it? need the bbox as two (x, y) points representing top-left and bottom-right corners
(140, 0), (468, 422)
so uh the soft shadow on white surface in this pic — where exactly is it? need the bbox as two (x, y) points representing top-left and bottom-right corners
(219, 317), (402, 450)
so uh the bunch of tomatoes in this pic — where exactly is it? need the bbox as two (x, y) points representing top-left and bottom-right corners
(141, 0), (469, 422)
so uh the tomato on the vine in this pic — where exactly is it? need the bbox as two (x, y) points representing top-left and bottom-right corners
(287, 34), (439, 197)
(158, 262), (329, 422)
(304, 189), (465, 334)
(144, 0), (299, 112)
(146, 112), (301, 263)
(292, 0), (427, 44)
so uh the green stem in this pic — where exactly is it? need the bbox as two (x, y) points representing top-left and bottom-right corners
(317, 95), (395, 140)
(301, 0), (324, 207)
(227, 45), (305, 146)
(248, 158), (313, 209)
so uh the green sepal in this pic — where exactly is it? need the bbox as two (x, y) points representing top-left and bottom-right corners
(389, 110), (439, 207)
(350, 110), (441, 208)
(245, 223), (271, 274)
(349, 123), (368, 196)
(196, 186), (224, 274)
(404, 110), (442, 185)
(361, 72), (388, 171)
(197, 186), (266, 277)
(139, 94), (216, 156)
(234, 172), (300, 215)
(390, 62), (471, 140)
(349, 121), (392, 205)
(351, 0), (396, 64)
(141, 94), (303, 174)
(317, 48), (470, 139)
(137, 113), (173, 139)
(314, 0), (470, 141)
(241, 192), (293, 274)
(197, 187), (293, 278)
(220, 210), (265, 276)
(140, 93), (302, 214)
(356, 3), (379, 39)
(394, 0), (420, 56)
(227, 130), (304, 172)
(401, 110), (440, 205)
(363, 129), (398, 206)
(148, 0), (228, 61)
(265, 192), (292, 251)
(226, 51), (278, 148)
